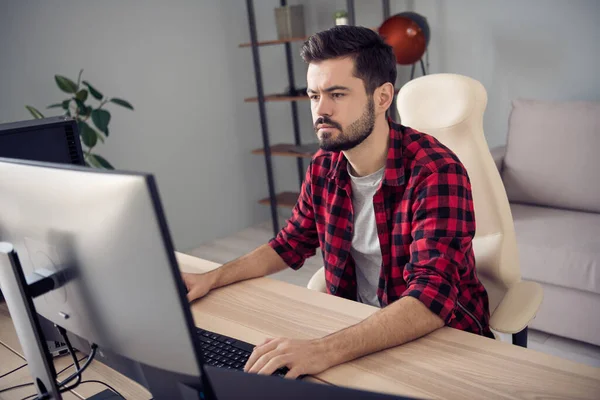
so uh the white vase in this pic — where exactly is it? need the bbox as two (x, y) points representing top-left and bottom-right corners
(335, 17), (348, 26)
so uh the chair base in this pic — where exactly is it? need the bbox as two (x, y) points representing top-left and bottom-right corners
(512, 327), (528, 348)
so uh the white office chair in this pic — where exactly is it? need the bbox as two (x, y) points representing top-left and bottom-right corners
(307, 74), (543, 346)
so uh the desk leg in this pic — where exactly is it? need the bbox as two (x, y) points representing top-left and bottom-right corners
(512, 327), (528, 348)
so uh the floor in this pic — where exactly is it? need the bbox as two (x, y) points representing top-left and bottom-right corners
(187, 220), (600, 369)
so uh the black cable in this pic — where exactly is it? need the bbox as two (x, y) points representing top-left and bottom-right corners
(1, 339), (91, 399)
(0, 382), (34, 394)
(12, 343), (98, 398)
(0, 362), (28, 379)
(19, 393), (39, 400)
(55, 355), (86, 377)
(58, 344), (97, 392)
(78, 380), (126, 399)
(56, 326), (81, 389)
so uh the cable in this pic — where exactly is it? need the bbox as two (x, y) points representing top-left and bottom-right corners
(58, 344), (97, 392)
(1, 339), (93, 399)
(55, 326), (81, 389)
(55, 355), (86, 377)
(0, 382), (35, 395)
(0, 362), (28, 379)
(78, 380), (126, 399)
(12, 350), (91, 400)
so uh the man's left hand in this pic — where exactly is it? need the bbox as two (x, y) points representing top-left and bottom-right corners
(244, 337), (334, 379)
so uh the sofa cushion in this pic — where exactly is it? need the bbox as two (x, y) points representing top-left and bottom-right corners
(502, 99), (600, 213)
(510, 203), (600, 295)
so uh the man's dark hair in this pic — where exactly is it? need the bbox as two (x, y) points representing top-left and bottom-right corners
(301, 25), (397, 94)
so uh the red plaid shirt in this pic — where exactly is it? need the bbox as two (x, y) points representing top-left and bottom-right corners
(269, 119), (491, 336)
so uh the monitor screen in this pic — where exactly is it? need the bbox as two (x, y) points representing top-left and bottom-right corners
(0, 116), (84, 165)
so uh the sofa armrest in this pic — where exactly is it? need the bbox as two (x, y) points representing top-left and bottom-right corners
(490, 145), (506, 172)
(489, 280), (543, 334)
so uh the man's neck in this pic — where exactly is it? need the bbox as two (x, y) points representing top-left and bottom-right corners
(344, 116), (390, 177)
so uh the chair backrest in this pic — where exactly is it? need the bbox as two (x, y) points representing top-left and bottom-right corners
(397, 73), (520, 313)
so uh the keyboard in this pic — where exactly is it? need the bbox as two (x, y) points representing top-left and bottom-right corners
(196, 328), (289, 377)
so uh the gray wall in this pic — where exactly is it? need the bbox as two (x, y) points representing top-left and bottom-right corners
(1, 1), (598, 250)
(0, 0), (277, 251)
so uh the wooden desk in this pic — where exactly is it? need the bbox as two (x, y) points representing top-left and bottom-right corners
(2, 252), (599, 399)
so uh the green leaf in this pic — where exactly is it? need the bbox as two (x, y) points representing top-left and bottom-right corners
(76, 69), (84, 88)
(47, 103), (63, 109)
(83, 81), (103, 100)
(91, 109), (111, 134)
(75, 89), (88, 102)
(62, 99), (71, 110)
(78, 121), (98, 148)
(89, 154), (114, 169)
(55, 75), (78, 94)
(109, 98), (134, 110)
(74, 99), (88, 115)
(85, 153), (101, 168)
(96, 130), (105, 144)
(25, 105), (44, 119)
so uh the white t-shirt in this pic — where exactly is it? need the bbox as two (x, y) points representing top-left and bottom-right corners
(348, 164), (385, 307)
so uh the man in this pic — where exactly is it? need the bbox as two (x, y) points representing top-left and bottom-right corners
(183, 26), (491, 379)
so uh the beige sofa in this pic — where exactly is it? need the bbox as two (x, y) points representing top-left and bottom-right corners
(491, 99), (600, 347)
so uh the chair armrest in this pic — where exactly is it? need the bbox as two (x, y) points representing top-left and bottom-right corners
(490, 145), (506, 172)
(489, 280), (543, 334)
(307, 266), (327, 293)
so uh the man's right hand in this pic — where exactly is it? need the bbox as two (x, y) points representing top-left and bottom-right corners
(181, 244), (289, 303)
(182, 271), (218, 302)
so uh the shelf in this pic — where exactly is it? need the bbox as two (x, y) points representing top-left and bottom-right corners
(245, 88), (400, 103)
(259, 191), (299, 208)
(252, 143), (318, 158)
(239, 35), (309, 48)
(244, 94), (309, 103)
(239, 28), (378, 48)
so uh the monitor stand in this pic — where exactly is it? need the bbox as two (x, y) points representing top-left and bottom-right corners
(0, 242), (62, 399)
(0, 243), (218, 400)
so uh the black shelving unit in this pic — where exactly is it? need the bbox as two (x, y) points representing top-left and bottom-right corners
(243, 0), (391, 236)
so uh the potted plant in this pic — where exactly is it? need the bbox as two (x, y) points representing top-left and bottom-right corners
(26, 69), (133, 169)
(334, 10), (348, 26)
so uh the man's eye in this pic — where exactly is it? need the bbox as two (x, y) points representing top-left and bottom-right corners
(310, 95), (319, 101)
(332, 93), (345, 99)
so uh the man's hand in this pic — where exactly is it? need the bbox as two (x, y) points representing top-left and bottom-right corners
(181, 271), (218, 302)
(244, 337), (335, 379)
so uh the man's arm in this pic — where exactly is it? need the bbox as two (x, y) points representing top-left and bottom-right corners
(245, 296), (443, 378)
(183, 244), (289, 302)
(319, 296), (444, 365)
(184, 161), (319, 302)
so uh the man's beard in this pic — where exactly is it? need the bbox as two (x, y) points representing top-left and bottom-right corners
(314, 97), (376, 152)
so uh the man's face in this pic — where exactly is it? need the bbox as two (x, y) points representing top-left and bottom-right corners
(307, 57), (375, 152)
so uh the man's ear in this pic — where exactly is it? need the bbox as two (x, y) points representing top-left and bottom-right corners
(374, 82), (395, 114)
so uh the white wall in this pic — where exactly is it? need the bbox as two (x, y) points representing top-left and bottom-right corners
(1, 0), (599, 251)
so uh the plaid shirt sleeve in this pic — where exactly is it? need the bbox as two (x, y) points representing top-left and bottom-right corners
(268, 162), (319, 270)
(401, 161), (476, 324)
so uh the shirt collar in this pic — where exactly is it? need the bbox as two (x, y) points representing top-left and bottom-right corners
(327, 117), (406, 188)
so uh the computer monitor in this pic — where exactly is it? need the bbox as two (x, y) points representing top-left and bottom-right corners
(0, 116), (84, 165)
(0, 158), (413, 400)
(0, 116), (85, 358)
(0, 157), (206, 399)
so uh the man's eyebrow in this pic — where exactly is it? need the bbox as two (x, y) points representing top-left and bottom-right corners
(306, 86), (351, 94)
